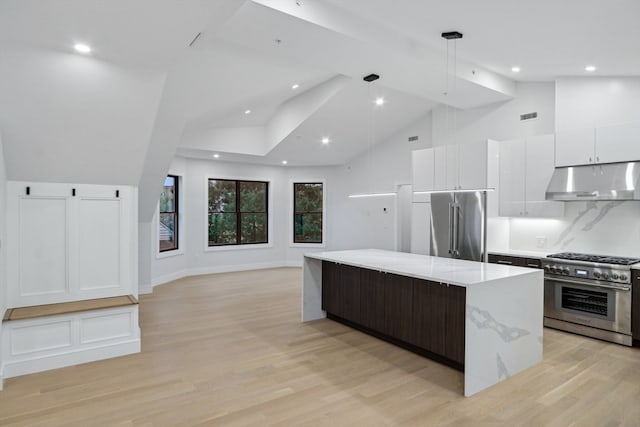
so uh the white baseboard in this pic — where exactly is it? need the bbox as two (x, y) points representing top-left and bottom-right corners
(150, 262), (302, 289)
(151, 269), (189, 288)
(138, 282), (153, 295)
(2, 339), (140, 379)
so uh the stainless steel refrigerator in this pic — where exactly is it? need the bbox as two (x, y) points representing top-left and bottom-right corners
(429, 191), (487, 262)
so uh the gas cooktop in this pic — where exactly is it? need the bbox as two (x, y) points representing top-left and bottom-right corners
(547, 252), (640, 266)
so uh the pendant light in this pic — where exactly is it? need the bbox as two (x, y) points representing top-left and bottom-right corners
(413, 31), (495, 195)
(348, 74), (397, 199)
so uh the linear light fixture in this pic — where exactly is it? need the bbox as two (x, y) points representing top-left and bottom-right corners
(348, 192), (397, 198)
(413, 188), (495, 195)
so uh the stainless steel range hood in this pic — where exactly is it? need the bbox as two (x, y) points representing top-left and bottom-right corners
(545, 162), (640, 201)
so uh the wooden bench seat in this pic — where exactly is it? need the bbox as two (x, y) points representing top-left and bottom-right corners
(3, 295), (138, 322)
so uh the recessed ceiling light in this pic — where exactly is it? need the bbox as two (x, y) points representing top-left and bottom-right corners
(375, 97), (385, 106)
(282, 160), (288, 165)
(585, 65), (597, 72)
(511, 66), (521, 73)
(213, 154), (220, 159)
(244, 109), (252, 115)
(74, 43), (91, 54)
(292, 83), (299, 90)
(321, 137), (330, 144)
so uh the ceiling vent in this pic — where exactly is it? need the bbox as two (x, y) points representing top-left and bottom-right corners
(408, 135), (419, 143)
(363, 73), (380, 82)
(520, 112), (538, 121)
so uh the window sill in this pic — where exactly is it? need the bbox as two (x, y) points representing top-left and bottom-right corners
(156, 249), (185, 259)
(289, 242), (326, 248)
(204, 243), (273, 252)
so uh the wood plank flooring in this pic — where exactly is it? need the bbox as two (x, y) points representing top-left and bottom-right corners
(1, 267), (640, 426)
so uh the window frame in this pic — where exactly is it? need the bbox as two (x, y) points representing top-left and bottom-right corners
(157, 174), (184, 258)
(205, 177), (272, 251)
(289, 179), (326, 248)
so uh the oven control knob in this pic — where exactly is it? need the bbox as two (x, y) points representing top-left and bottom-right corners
(562, 267), (570, 275)
(603, 273), (610, 280)
(620, 273), (628, 281)
(612, 273), (619, 280)
(550, 266), (558, 273)
(544, 264), (551, 272)
(594, 271), (601, 279)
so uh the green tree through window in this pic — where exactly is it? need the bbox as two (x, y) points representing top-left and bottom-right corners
(208, 179), (268, 246)
(159, 175), (178, 252)
(294, 183), (323, 244)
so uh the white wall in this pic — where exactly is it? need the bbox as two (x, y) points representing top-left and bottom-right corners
(0, 130), (6, 387)
(432, 82), (556, 147)
(149, 113), (433, 286)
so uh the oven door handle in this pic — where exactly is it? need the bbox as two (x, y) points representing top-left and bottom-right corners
(546, 276), (631, 291)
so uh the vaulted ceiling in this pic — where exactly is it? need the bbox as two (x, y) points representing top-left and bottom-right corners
(0, 0), (638, 220)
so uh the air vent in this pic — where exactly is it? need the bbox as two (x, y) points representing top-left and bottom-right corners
(520, 112), (538, 121)
(363, 73), (380, 82)
(408, 135), (419, 143)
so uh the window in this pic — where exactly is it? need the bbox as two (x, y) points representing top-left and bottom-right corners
(293, 182), (323, 244)
(208, 179), (268, 246)
(159, 175), (179, 252)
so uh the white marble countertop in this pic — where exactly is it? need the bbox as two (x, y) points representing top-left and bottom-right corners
(305, 249), (541, 288)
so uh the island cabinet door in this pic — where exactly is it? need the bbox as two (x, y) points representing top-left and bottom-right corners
(322, 261), (340, 314)
(444, 284), (466, 365)
(321, 261), (361, 323)
(359, 268), (386, 332)
(340, 264), (361, 324)
(383, 273), (414, 343)
(412, 279), (446, 355)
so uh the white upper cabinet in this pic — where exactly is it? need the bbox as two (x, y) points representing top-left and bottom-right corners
(555, 128), (596, 167)
(412, 141), (492, 193)
(595, 122), (640, 164)
(556, 121), (640, 167)
(500, 134), (564, 218)
(411, 148), (435, 192)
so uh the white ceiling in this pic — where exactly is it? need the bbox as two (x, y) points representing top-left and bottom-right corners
(324, 0), (640, 81)
(0, 0), (639, 218)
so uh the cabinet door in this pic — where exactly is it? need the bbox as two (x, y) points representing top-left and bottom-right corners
(412, 148), (435, 192)
(524, 134), (564, 218)
(433, 146), (447, 191)
(445, 144), (459, 190)
(383, 273), (414, 342)
(321, 261), (340, 314)
(444, 284), (466, 365)
(360, 268), (386, 331)
(499, 138), (526, 217)
(412, 279), (446, 355)
(555, 128), (595, 167)
(596, 122), (640, 164)
(340, 265), (361, 324)
(459, 140), (488, 190)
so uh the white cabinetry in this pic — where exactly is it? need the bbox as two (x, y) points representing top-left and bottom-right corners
(412, 141), (491, 192)
(500, 134), (563, 218)
(556, 122), (640, 167)
(6, 182), (137, 307)
(595, 122), (640, 164)
(411, 148), (434, 192)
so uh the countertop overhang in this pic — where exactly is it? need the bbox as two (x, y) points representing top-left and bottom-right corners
(305, 249), (541, 288)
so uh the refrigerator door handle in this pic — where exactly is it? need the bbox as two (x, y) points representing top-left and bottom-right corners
(452, 204), (460, 257)
(448, 203), (454, 254)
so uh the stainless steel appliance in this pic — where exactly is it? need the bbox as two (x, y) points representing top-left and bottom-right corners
(546, 161), (640, 201)
(543, 252), (639, 346)
(430, 192), (486, 262)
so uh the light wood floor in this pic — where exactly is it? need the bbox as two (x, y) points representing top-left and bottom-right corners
(1, 268), (640, 426)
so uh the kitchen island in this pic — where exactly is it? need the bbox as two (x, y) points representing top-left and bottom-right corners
(303, 249), (543, 396)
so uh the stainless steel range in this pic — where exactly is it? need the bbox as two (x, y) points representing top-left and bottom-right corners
(543, 252), (640, 346)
